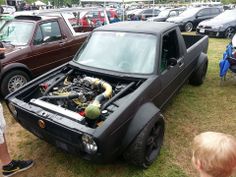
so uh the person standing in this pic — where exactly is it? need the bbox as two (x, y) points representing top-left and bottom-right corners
(0, 103), (34, 177)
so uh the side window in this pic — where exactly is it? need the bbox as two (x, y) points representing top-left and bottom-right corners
(211, 8), (220, 15)
(169, 10), (177, 17)
(198, 9), (210, 17)
(33, 26), (43, 45)
(160, 30), (180, 72)
(142, 9), (152, 14)
(40, 21), (62, 43)
(154, 9), (160, 15)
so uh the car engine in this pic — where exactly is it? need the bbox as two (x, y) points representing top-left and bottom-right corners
(29, 70), (132, 128)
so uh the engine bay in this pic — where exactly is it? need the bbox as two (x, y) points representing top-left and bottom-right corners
(26, 68), (136, 128)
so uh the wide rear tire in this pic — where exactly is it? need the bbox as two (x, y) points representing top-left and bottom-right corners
(189, 62), (208, 86)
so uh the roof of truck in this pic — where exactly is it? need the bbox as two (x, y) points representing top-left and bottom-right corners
(94, 21), (177, 35)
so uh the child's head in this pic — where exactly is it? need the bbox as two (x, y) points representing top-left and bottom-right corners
(192, 132), (236, 177)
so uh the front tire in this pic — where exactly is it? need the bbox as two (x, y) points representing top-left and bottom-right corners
(1, 70), (30, 97)
(124, 115), (165, 168)
(185, 22), (193, 32)
(225, 27), (235, 38)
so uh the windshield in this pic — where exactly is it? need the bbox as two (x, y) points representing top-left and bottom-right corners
(215, 10), (236, 19)
(179, 8), (199, 17)
(0, 21), (34, 45)
(75, 32), (157, 74)
(158, 10), (170, 18)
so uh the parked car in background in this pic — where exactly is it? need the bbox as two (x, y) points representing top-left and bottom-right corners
(126, 9), (143, 20)
(139, 8), (161, 20)
(147, 8), (185, 22)
(196, 9), (236, 38)
(0, 5), (16, 14)
(166, 7), (222, 32)
(127, 8), (160, 21)
(77, 9), (115, 29)
(0, 15), (88, 96)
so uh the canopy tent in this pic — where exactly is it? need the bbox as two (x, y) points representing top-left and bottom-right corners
(34, 0), (46, 6)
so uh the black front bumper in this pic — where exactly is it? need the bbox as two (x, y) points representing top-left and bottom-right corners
(14, 106), (105, 162)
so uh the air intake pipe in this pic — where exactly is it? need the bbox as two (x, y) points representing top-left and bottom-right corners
(83, 77), (112, 120)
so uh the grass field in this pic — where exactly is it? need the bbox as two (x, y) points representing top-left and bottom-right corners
(2, 37), (236, 177)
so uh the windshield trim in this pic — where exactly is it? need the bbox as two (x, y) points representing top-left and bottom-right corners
(70, 60), (155, 78)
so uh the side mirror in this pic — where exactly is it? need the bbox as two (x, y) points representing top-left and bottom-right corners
(168, 58), (177, 67)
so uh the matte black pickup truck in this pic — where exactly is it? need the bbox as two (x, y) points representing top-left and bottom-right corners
(6, 21), (208, 168)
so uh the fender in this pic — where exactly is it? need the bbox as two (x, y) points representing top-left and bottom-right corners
(121, 102), (162, 150)
(0, 63), (32, 80)
(196, 52), (208, 70)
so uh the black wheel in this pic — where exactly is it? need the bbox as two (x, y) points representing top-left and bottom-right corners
(1, 70), (30, 97)
(189, 61), (208, 86)
(225, 27), (235, 38)
(185, 22), (193, 32)
(124, 114), (165, 168)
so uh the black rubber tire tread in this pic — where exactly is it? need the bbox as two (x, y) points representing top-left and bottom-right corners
(123, 114), (165, 168)
(189, 62), (207, 86)
(1, 70), (30, 97)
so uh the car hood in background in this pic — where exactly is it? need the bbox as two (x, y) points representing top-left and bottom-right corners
(152, 17), (166, 22)
(199, 17), (236, 27)
(167, 16), (186, 23)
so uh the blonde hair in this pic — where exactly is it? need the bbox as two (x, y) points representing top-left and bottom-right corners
(192, 132), (236, 177)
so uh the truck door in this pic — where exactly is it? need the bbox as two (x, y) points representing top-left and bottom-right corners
(155, 29), (185, 107)
(30, 20), (72, 76)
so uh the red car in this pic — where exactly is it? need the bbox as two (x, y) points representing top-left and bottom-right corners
(79, 9), (118, 27)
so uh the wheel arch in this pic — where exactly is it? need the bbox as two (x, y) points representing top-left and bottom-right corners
(0, 63), (33, 82)
(225, 26), (236, 38)
(121, 102), (163, 150)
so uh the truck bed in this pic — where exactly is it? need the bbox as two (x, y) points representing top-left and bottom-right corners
(183, 34), (208, 54)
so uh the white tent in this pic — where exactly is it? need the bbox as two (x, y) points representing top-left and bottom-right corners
(34, 0), (46, 6)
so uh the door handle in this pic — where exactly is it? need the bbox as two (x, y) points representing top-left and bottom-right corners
(59, 41), (65, 46)
(178, 60), (184, 68)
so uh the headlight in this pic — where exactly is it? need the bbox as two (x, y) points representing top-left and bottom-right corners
(8, 102), (17, 117)
(81, 134), (98, 154)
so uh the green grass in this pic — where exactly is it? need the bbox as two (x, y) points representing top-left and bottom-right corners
(2, 37), (236, 177)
